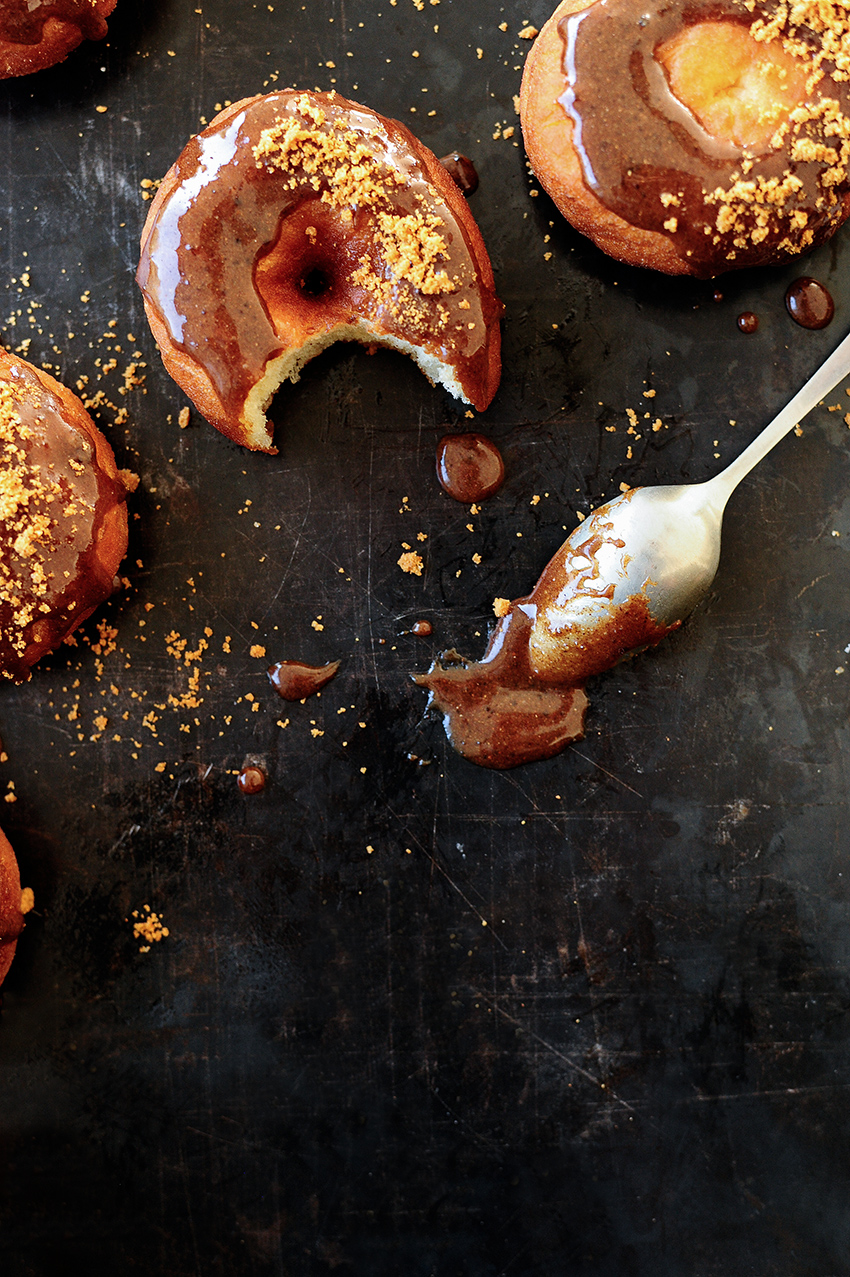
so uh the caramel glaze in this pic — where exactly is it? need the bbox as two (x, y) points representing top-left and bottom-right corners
(436, 432), (505, 503)
(0, 0), (110, 43)
(559, 0), (850, 276)
(415, 520), (677, 768)
(268, 658), (340, 700)
(237, 766), (267, 795)
(0, 354), (128, 683)
(439, 153), (480, 196)
(785, 275), (835, 327)
(137, 91), (503, 450)
(415, 609), (589, 769)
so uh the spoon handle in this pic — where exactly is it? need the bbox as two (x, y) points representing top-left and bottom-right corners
(706, 325), (850, 503)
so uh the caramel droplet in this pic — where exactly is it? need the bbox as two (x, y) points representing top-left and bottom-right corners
(436, 433), (505, 503)
(268, 658), (340, 700)
(411, 620), (433, 636)
(438, 153), (479, 196)
(737, 311), (758, 334)
(785, 277), (834, 330)
(237, 766), (266, 795)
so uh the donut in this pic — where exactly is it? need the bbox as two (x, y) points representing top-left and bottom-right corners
(520, 0), (850, 276)
(0, 348), (130, 682)
(137, 90), (503, 453)
(0, 0), (117, 80)
(0, 826), (32, 989)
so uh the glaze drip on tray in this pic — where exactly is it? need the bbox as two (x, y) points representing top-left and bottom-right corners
(436, 432), (505, 503)
(416, 503), (677, 768)
(268, 658), (340, 701)
(785, 276), (835, 327)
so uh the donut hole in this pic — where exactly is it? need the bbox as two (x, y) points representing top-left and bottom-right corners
(254, 206), (365, 324)
(299, 266), (333, 298)
(657, 20), (810, 151)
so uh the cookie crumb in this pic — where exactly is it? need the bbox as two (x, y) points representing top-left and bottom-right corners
(398, 551), (424, 575)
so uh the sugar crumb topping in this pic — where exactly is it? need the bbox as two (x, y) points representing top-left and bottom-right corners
(700, 1), (850, 250)
(0, 375), (87, 671)
(252, 94), (461, 321)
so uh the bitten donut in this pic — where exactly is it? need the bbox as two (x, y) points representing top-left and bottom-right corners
(0, 0), (117, 80)
(0, 348), (129, 682)
(137, 90), (503, 453)
(0, 826), (32, 989)
(521, 0), (850, 276)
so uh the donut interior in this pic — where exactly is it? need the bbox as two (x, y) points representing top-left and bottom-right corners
(658, 20), (810, 151)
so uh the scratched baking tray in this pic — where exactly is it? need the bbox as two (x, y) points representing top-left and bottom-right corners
(1, 2), (850, 1274)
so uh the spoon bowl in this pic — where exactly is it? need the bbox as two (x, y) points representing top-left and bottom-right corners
(532, 325), (850, 646)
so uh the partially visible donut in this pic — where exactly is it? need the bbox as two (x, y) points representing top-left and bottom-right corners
(0, 0), (117, 80)
(137, 90), (503, 453)
(0, 348), (130, 682)
(521, 0), (850, 277)
(0, 826), (32, 989)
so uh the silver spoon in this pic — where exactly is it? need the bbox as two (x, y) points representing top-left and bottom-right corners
(526, 328), (850, 674)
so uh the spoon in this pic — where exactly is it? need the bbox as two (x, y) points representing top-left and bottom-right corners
(526, 326), (850, 672)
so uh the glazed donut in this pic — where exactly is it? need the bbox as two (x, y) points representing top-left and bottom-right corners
(0, 826), (31, 989)
(520, 0), (850, 276)
(0, 348), (129, 682)
(0, 0), (117, 80)
(137, 90), (503, 453)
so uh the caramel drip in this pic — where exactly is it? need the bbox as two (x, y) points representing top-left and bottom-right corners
(268, 658), (340, 701)
(237, 766), (267, 794)
(785, 275), (835, 326)
(138, 91), (499, 423)
(0, 0), (108, 44)
(415, 608), (589, 769)
(436, 432), (505, 502)
(559, 0), (850, 275)
(416, 511), (676, 769)
(438, 152), (480, 195)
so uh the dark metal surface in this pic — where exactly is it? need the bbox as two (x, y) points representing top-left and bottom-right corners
(1, 2), (850, 1273)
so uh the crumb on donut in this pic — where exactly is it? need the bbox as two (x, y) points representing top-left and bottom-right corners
(0, 382), (74, 670)
(699, 2), (850, 257)
(253, 95), (458, 306)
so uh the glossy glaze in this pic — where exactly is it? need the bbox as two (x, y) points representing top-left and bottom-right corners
(785, 276), (835, 328)
(0, 0), (108, 43)
(268, 658), (340, 701)
(0, 360), (126, 682)
(138, 92), (501, 427)
(436, 433), (505, 503)
(558, 0), (850, 275)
